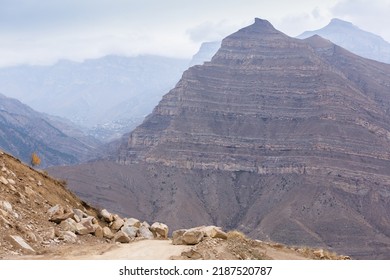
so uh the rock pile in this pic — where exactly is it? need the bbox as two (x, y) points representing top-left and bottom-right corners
(97, 209), (169, 243)
(172, 226), (227, 246)
(1, 150), (170, 257)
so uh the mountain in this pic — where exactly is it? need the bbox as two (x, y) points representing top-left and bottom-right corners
(0, 55), (189, 141)
(49, 18), (390, 259)
(189, 41), (221, 66)
(298, 18), (390, 63)
(0, 93), (100, 167)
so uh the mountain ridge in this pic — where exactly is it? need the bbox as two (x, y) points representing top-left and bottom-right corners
(0, 93), (100, 167)
(298, 18), (390, 64)
(0, 55), (189, 141)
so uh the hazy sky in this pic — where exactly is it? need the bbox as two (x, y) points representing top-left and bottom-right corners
(0, 0), (389, 67)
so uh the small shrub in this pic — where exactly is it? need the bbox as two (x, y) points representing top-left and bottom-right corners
(227, 230), (247, 240)
(31, 152), (41, 167)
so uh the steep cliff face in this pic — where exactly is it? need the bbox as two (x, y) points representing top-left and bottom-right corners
(118, 18), (390, 177)
(51, 19), (390, 259)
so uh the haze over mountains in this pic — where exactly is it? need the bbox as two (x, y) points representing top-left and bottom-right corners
(298, 18), (390, 64)
(0, 93), (99, 167)
(0, 55), (189, 141)
(49, 18), (390, 259)
(197, 18), (390, 66)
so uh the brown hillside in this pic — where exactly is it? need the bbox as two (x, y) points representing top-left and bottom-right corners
(0, 149), (103, 257)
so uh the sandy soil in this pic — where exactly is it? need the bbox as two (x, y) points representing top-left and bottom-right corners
(77, 240), (189, 260)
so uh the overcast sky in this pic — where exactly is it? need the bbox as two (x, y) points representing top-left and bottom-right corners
(0, 0), (389, 67)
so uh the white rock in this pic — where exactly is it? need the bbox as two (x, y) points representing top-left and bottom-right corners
(62, 231), (78, 243)
(7, 179), (16, 185)
(0, 200), (13, 212)
(100, 209), (113, 222)
(73, 209), (88, 220)
(121, 225), (138, 238)
(124, 218), (141, 228)
(137, 225), (154, 239)
(0, 176), (8, 185)
(60, 218), (78, 233)
(6, 235), (35, 254)
(47, 204), (64, 217)
(150, 222), (169, 239)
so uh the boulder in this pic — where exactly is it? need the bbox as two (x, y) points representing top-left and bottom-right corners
(111, 217), (125, 231)
(0, 176), (8, 185)
(75, 218), (96, 235)
(172, 229), (186, 245)
(124, 218), (141, 228)
(6, 235), (35, 254)
(49, 212), (74, 224)
(141, 221), (151, 228)
(137, 225), (154, 239)
(100, 209), (113, 222)
(7, 179), (16, 185)
(73, 209), (88, 220)
(0, 200), (13, 213)
(0, 200), (19, 219)
(182, 230), (204, 245)
(60, 218), (78, 233)
(60, 231), (78, 243)
(113, 231), (131, 243)
(47, 204), (64, 217)
(94, 225), (104, 238)
(150, 222), (169, 239)
(202, 226), (228, 239)
(103, 227), (114, 239)
(121, 225), (138, 238)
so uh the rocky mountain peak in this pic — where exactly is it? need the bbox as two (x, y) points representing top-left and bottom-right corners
(329, 18), (354, 28)
(221, 17), (288, 44)
(298, 18), (390, 63)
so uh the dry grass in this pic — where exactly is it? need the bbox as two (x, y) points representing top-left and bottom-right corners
(226, 230), (247, 240)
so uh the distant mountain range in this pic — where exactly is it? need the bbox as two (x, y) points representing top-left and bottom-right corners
(298, 18), (390, 63)
(50, 18), (390, 259)
(195, 18), (390, 65)
(189, 41), (221, 66)
(0, 93), (100, 167)
(0, 55), (189, 141)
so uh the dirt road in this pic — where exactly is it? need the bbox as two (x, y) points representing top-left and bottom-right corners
(80, 240), (189, 260)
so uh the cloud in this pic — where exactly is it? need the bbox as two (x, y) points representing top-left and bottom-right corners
(0, 0), (389, 67)
(331, 0), (390, 41)
(186, 21), (244, 43)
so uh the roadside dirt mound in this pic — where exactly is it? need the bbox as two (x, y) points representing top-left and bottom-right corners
(0, 150), (104, 258)
(173, 236), (350, 260)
